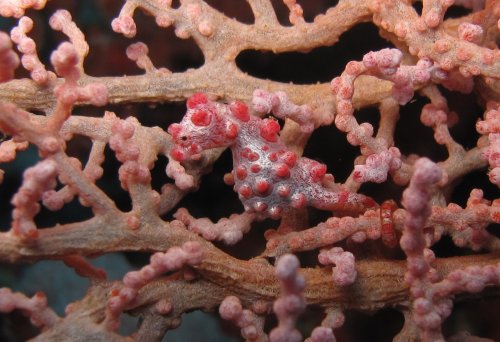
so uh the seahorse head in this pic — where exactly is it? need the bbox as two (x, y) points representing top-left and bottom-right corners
(168, 93), (242, 161)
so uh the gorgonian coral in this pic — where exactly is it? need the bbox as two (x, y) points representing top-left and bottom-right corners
(0, 1), (499, 341)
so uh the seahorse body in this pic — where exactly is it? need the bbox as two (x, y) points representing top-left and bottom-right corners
(168, 93), (376, 218)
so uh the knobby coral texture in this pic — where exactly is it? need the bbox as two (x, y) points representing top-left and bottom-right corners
(0, 0), (499, 341)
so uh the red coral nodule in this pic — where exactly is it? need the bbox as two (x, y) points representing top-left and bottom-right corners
(191, 109), (212, 126)
(186, 92), (208, 109)
(260, 119), (280, 142)
(170, 147), (187, 161)
(229, 100), (250, 122)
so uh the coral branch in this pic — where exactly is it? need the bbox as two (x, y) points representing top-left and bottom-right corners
(49, 10), (89, 69)
(252, 89), (315, 133)
(0, 31), (19, 82)
(10, 159), (58, 240)
(318, 247), (357, 286)
(0, 0), (47, 18)
(270, 254), (305, 342)
(106, 241), (203, 330)
(0, 1), (498, 340)
(10, 16), (53, 84)
(0, 288), (59, 329)
(219, 296), (267, 341)
(174, 208), (256, 245)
